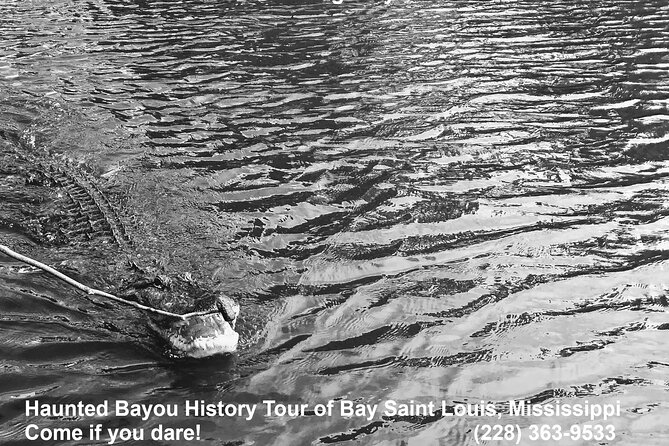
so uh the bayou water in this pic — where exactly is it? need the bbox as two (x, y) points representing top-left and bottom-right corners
(1, 0), (669, 444)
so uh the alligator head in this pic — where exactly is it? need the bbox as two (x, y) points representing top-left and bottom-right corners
(119, 272), (240, 358)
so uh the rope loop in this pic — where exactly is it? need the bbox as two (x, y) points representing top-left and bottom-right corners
(0, 244), (217, 320)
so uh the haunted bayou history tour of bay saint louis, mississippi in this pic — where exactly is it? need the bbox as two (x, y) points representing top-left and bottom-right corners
(1, 0), (669, 445)
(23, 397), (623, 422)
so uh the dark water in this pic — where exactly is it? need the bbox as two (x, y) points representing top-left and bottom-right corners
(1, 0), (669, 444)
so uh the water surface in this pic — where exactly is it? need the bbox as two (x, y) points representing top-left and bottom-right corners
(1, 0), (669, 444)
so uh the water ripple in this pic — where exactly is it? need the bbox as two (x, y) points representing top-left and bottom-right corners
(1, 0), (669, 444)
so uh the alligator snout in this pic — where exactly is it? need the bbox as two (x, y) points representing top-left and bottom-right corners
(162, 298), (240, 358)
(121, 274), (241, 358)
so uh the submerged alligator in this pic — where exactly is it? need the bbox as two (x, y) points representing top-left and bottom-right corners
(0, 128), (241, 359)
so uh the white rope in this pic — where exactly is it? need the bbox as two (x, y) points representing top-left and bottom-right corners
(0, 244), (216, 320)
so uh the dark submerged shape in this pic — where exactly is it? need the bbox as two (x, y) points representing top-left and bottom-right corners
(0, 127), (241, 358)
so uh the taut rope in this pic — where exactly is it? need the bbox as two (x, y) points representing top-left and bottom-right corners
(0, 244), (217, 321)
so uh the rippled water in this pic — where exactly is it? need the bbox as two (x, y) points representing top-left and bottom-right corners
(2, 0), (669, 444)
